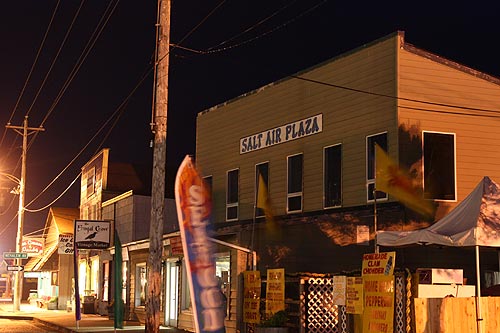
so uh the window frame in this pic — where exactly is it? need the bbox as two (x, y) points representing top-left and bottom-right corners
(323, 143), (342, 209)
(135, 262), (148, 307)
(287, 153), (303, 213)
(226, 168), (239, 221)
(366, 132), (388, 202)
(255, 162), (269, 218)
(422, 131), (457, 201)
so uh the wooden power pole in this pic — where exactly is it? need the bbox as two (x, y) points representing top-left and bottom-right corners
(147, 0), (170, 332)
(6, 116), (44, 311)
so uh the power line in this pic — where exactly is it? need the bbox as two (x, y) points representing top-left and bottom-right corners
(172, 0), (328, 55)
(25, 0), (87, 119)
(290, 75), (500, 116)
(0, 0), (61, 150)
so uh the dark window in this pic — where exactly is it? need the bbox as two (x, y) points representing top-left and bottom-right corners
(255, 163), (269, 218)
(287, 154), (303, 213)
(226, 169), (239, 220)
(367, 133), (388, 201)
(424, 132), (455, 200)
(324, 144), (342, 208)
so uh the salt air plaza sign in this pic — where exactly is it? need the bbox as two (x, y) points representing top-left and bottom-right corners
(240, 114), (323, 154)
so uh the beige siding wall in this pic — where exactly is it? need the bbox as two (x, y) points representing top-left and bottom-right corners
(398, 46), (500, 215)
(197, 35), (399, 223)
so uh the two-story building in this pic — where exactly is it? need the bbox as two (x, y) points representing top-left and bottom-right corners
(195, 31), (500, 332)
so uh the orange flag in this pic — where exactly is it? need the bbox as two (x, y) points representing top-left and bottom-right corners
(375, 144), (433, 217)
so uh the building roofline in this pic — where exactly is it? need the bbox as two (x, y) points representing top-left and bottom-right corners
(401, 41), (500, 85)
(198, 30), (500, 117)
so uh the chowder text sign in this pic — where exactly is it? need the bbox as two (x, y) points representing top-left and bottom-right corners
(75, 220), (110, 249)
(240, 114), (322, 154)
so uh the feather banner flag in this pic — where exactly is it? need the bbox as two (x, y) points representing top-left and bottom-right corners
(114, 230), (124, 329)
(375, 144), (433, 217)
(175, 155), (226, 333)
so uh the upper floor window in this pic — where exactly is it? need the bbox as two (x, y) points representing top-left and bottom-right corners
(226, 169), (239, 221)
(203, 175), (213, 202)
(367, 132), (388, 201)
(255, 162), (269, 218)
(287, 153), (303, 213)
(423, 131), (456, 201)
(324, 144), (342, 208)
(86, 167), (95, 197)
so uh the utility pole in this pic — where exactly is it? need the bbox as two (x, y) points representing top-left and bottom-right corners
(147, 0), (170, 332)
(6, 116), (44, 311)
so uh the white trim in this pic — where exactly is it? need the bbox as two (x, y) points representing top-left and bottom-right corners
(286, 153), (303, 213)
(226, 168), (239, 221)
(323, 143), (342, 209)
(366, 132), (388, 203)
(422, 130), (457, 202)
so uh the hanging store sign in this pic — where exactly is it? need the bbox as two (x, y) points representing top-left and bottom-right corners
(21, 237), (44, 256)
(74, 220), (110, 249)
(240, 114), (323, 154)
(58, 234), (74, 254)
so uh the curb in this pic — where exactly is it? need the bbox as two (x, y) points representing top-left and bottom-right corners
(33, 317), (74, 333)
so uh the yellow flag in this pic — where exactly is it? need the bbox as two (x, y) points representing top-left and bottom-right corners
(257, 173), (269, 211)
(375, 144), (433, 217)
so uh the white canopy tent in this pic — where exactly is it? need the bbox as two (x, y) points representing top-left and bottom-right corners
(377, 176), (500, 332)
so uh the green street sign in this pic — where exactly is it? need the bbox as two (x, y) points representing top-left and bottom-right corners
(3, 252), (28, 259)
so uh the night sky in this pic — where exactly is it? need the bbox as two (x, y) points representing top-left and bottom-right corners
(0, 0), (499, 252)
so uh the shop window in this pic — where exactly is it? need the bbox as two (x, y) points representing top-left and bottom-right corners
(102, 262), (109, 302)
(423, 131), (456, 200)
(367, 132), (388, 201)
(122, 261), (128, 303)
(226, 169), (239, 221)
(287, 153), (303, 213)
(90, 257), (99, 298)
(324, 144), (342, 208)
(255, 162), (269, 218)
(135, 263), (147, 307)
(215, 254), (230, 318)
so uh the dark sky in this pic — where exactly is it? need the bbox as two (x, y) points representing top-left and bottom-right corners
(0, 0), (499, 252)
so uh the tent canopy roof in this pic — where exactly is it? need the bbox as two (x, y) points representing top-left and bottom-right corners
(377, 176), (500, 247)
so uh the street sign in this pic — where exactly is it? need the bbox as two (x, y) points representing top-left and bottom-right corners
(7, 265), (24, 272)
(3, 252), (28, 259)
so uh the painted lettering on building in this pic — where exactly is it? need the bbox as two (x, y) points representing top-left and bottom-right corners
(240, 114), (323, 154)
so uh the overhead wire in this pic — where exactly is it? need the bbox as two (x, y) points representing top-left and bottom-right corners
(172, 0), (329, 55)
(0, 0), (61, 151)
(24, 0), (87, 119)
(290, 75), (500, 115)
(24, 64), (153, 212)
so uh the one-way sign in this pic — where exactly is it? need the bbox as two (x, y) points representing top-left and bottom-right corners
(7, 265), (24, 272)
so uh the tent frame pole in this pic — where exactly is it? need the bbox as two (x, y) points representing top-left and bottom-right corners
(475, 245), (483, 333)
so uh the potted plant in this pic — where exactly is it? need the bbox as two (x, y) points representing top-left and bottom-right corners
(47, 296), (58, 310)
(256, 310), (288, 333)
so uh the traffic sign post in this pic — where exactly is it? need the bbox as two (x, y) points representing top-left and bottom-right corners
(3, 252), (28, 259)
(7, 266), (24, 272)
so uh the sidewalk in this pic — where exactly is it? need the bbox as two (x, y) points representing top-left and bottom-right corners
(0, 300), (186, 333)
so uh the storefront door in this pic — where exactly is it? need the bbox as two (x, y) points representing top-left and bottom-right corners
(164, 261), (179, 326)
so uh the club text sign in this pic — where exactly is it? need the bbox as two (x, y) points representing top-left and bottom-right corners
(240, 114), (322, 154)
